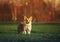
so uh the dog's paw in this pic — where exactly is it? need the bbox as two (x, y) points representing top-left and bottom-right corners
(27, 32), (31, 35)
(22, 31), (26, 35)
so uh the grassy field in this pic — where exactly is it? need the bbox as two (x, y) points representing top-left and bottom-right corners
(0, 23), (60, 42)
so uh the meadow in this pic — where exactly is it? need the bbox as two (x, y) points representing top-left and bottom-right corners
(0, 22), (60, 42)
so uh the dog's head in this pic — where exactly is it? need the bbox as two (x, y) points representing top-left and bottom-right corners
(24, 16), (32, 24)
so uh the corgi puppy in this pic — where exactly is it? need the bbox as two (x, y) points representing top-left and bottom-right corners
(22, 16), (32, 35)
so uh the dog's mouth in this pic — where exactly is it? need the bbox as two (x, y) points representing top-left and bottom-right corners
(26, 21), (29, 24)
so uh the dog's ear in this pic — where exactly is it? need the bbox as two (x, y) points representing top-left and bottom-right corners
(24, 16), (27, 20)
(29, 16), (32, 21)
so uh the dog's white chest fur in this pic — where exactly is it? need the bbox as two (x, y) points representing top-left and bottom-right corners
(24, 22), (32, 30)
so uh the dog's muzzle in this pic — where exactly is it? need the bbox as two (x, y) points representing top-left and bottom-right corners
(26, 21), (29, 24)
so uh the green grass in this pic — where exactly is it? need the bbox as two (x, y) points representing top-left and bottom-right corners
(0, 23), (60, 42)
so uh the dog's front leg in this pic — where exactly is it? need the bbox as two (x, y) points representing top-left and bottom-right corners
(22, 26), (27, 35)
